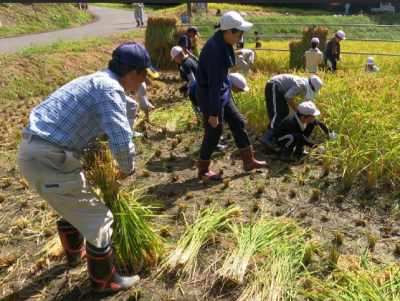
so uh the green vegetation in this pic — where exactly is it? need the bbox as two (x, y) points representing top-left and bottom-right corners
(0, 3), (93, 38)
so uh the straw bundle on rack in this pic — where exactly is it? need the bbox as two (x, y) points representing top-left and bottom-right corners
(81, 139), (164, 273)
(145, 16), (199, 71)
(289, 26), (329, 70)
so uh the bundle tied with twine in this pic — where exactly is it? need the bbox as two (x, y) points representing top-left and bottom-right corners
(145, 16), (199, 71)
(81, 139), (164, 273)
(289, 26), (329, 70)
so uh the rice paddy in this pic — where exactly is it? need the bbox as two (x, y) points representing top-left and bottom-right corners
(1, 11), (400, 300)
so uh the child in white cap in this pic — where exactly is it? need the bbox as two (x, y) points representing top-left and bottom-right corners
(325, 30), (345, 72)
(196, 11), (266, 180)
(275, 102), (338, 162)
(304, 37), (323, 73)
(362, 57), (380, 73)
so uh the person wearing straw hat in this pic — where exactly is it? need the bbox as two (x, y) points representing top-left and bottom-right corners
(275, 102), (337, 162)
(132, 3), (144, 27)
(196, 11), (266, 180)
(325, 30), (345, 72)
(17, 42), (159, 294)
(362, 57), (380, 73)
(232, 48), (257, 76)
(304, 37), (323, 73)
(260, 74), (323, 154)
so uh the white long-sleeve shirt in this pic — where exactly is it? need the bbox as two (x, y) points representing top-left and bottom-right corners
(305, 48), (323, 73)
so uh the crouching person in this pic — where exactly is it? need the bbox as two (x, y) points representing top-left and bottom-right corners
(275, 102), (337, 162)
(17, 42), (159, 294)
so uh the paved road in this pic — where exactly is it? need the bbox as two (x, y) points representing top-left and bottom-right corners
(0, 5), (148, 54)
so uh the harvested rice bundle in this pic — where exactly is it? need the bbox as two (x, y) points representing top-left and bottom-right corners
(158, 203), (243, 280)
(81, 139), (164, 273)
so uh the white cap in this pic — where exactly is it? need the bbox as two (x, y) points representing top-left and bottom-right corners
(229, 73), (250, 92)
(336, 30), (346, 40)
(170, 46), (183, 61)
(298, 102), (321, 116)
(311, 37), (319, 44)
(309, 75), (322, 94)
(366, 57), (374, 65)
(220, 11), (253, 31)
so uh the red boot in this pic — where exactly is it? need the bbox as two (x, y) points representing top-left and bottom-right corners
(56, 219), (86, 267)
(198, 159), (222, 180)
(239, 147), (267, 172)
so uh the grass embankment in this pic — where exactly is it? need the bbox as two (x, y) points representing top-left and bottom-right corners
(0, 3), (93, 38)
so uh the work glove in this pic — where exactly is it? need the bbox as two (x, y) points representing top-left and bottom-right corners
(179, 84), (189, 94)
(330, 132), (339, 140)
(193, 56), (199, 63)
(338, 55), (342, 62)
(317, 146), (326, 155)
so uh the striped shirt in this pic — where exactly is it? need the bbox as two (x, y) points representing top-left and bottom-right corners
(23, 69), (135, 173)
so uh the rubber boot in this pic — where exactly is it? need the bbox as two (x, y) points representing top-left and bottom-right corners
(86, 241), (140, 294)
(141, 21), (144, 26)
(198, 159), (221, 180)
(293, 145), (305, 162)
(239, 147), (267, 172)
(261, 129), (276, 153)
(56, 219), (86, 268)
(136, 20), (140, 27)
(215, 144), (228, 152)
(280, 148), (293, 162)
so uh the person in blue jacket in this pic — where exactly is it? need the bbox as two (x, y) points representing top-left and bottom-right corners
(195, 11), (266, 180)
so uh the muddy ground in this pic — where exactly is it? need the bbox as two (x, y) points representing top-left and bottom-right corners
(1, 72), (400, 301)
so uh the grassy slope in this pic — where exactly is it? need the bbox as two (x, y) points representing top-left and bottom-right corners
(0, 3), (93, 38)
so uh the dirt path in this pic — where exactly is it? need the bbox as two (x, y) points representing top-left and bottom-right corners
(0, 5), (148, 54)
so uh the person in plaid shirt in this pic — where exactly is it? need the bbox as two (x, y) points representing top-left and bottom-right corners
(17, 42), (158, 294)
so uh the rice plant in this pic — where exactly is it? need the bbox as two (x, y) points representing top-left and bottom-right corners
(0, 193), (5, 204)
(81, 139), (164, 272)
(158, 204), (242, 280)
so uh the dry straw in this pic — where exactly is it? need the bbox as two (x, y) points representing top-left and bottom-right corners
(145, 16), (199, 71)
(289, 26), (329, 70)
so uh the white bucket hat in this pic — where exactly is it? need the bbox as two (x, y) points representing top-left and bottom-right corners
(366, 57), (374, 65)
(170, 46), (183, 61)
(220, 11), (253, 31)
(298, 102), (321, 116)
(229, 73), (250, 91)
(336, 30), (346, 40)
(309, 75), (323, 94)
(311, 37), (320, 44)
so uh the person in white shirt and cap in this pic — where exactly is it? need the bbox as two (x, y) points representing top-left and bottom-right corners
(304, 37), (323, 73)
(125, 79), (155, 137)
(362, 57), (380, 73)
(232, 49), (257, 76)
(260, 74), (323, 153)
(132, 3), (144, 27)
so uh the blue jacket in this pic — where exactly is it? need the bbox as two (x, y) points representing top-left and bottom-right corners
(195, 30), (236, 116)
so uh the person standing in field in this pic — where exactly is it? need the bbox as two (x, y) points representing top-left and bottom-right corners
(325, 30), (345, 72)
(178, 26), (200, 62)
(260, 74), (323, 153)
(196, 11), (266, 180)
(237, 34), (245, 49)
(254, 31), (262, 48)
(132, 3), (144, 27)
(362, 57), (380, 73)
(232, 49), (257, 76)
(345, 3), (350, 16)
(304, 37), (323, 73)
(17, 42), (159, 294)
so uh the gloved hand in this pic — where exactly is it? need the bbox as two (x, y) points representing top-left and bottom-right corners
(330, 132), (339, 140)
(317, 146), (326, 155)
(193, 56), (199, 63)
(179, 84), (188, 93)
(338, 55), (342, 62)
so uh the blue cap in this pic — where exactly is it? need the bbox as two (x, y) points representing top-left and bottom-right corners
(112, 42), (159, 78)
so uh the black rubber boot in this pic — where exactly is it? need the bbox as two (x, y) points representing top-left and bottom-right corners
(141, 21), (144, 26)
(279, 148), (293, 162)
(136, 20), (140, 27)
(215, 144), (228, 152)
(261, 129), (276, 153)
(56, 219), (86, 267)
(86, 241), (140, 294)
